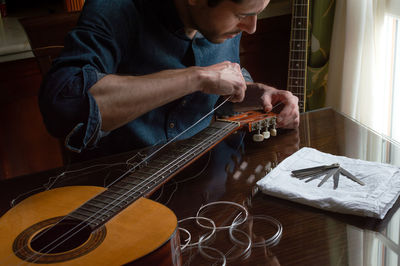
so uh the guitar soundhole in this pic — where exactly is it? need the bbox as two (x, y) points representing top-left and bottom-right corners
(13, 216), (106, 263)
(30, 219), (91, 254)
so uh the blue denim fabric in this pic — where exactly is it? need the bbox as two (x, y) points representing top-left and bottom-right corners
(39, 0), (248, 157)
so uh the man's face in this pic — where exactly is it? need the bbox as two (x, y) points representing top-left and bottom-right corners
(188, 0), (270, 44)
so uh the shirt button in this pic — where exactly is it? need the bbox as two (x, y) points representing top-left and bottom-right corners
(182, 100), (187, 106)
(169, 123), (175, 129)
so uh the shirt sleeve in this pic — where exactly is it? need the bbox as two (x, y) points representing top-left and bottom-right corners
(241, 67), (253, 82)
(39, 0), (138, 153)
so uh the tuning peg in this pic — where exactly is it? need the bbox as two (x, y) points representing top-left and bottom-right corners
(262, 130), (270, 139)
(270, 127), (277, 136)
(252, 130), (264, 142)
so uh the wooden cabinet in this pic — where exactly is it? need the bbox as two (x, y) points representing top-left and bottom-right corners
(0, 57), (63, 179)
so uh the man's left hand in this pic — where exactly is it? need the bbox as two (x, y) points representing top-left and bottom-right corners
(234, 83), (300, 129)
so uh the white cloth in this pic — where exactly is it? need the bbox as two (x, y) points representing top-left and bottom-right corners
(256, 147), (400, 219)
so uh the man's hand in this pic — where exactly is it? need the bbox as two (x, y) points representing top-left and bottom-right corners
(200, 61), (247, 102)
(236, 83), (300, 129)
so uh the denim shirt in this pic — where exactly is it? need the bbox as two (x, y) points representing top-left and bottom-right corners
(39, 0), (250, 158)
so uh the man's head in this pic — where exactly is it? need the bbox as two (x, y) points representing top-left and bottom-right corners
(187, 0), (270, 43)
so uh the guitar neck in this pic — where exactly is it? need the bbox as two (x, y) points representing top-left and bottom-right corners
(67, 120), (240, 229)
(287, 0), (310, 113)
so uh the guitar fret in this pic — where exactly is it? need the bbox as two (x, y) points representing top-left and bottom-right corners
(145, 164), (163, 171)
(122, 177), (152, 188)
(103, 190), (130, 199)
(93, 195), (130, 206)
(289, 63), (305, 68)
(74, 208), (109, 221)
(82, 201), (108, 210)
(111, 182), (134, 191)
(179, 142), (196, 148)
(80, 202), (103, 212)
(67, 213), (100, 226)
(108, 185), (130, 194)
(97, 193), (129, 204)
(138, 167), (163, 176)
(130, 171), (151, 180)
(159, 151), (178, 159)
(156, 155), (175, 163)
(170, 144), (193, 153)
(291, 43), (307, 48)
(291, 32), (307, 39)
(186, 138), (208, 146)
(148, 160), (172, 169)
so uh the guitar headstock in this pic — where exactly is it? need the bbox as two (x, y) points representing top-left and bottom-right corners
(217, 111), (277, 142)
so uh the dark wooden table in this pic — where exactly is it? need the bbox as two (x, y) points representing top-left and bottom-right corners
(1, 107), (400, 265)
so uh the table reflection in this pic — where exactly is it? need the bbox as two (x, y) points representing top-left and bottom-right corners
(1, 108), (400, 265)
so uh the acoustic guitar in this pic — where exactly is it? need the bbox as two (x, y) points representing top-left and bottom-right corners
(287, 0), (310, 113)
(0, 111), (276, 265)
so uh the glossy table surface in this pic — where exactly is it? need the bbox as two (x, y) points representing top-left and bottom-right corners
(1, 107), (400, 265)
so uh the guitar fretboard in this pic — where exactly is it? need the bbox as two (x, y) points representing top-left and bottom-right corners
(67, 121), (239, 229)
(287, 0), (309, 113)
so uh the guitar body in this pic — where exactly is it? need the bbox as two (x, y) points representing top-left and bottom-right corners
(0, 186), (180, 265)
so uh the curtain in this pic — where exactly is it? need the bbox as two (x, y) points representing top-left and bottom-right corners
(306, 0), (336, 110)
(326, 0), (387, 133)
(327, 2), (400, 264)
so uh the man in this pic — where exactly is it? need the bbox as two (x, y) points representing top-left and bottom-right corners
(40, 0), (299, 159)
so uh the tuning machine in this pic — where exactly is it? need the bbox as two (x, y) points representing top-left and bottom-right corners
(251, 120), (277, 142)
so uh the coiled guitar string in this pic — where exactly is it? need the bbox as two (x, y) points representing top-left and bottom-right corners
(12, 97), (282, 265)
(19, 96), (235, 264)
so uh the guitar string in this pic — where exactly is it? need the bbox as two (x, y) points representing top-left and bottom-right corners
(289, 0), (306, 109)
(105, 95), (234, 189)
(301, 0), (307, 109)
(21, 96), (238, 263)
(26, 102), (279, 264)
(28, 122), (239, 264)
(9, 139), (167, 208)
(4, 98), (224, 264)
(10, 162), (129, 207)
(14, 99), (279, 260)
(154, 150), (212, 203)
(27, 127), (238, 264)
(19, 99), (280, 264)
(157, 127), (244, 205)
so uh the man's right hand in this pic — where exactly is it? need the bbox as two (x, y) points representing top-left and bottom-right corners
(199, 61), (247, 102)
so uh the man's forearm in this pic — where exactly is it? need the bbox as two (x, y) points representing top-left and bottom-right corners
(90, 68), (203, 131)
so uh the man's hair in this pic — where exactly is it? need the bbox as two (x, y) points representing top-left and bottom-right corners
(207, 0), (243, 7)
